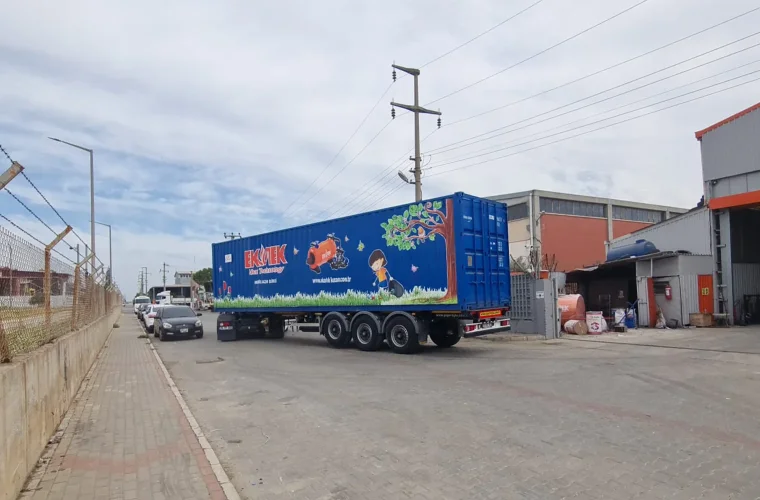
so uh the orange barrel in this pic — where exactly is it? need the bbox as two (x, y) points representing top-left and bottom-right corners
(564, 320), (588, 335)
(558, 294), (586, 325)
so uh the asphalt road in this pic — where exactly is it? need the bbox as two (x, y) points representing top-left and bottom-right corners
(151, 312), (760, 500)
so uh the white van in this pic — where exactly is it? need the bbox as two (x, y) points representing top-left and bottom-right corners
(156, 290), (172, 305)
(133, 295), (151, 315)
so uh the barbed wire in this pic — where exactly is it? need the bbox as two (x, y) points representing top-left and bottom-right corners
(0, 143), (13, 163)
(0, 213), (77, 265)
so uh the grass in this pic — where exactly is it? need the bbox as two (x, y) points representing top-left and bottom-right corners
(215, 287), (457, 309)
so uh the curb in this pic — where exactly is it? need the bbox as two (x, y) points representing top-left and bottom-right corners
(145, 320), (241, 500)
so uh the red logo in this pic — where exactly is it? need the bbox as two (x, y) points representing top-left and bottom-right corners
(245, 245), (288, 269)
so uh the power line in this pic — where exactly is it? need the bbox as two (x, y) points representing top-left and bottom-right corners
(281, 81), (395, 216)
(444, 6), (760, 127)
(433, 58), (760, 166)
(419, 0), (546, 69)
(424, 73), (760, 178)
(288, 119), (395, 218)
(285, 2), (548, 215)
(427, 36), (760, 158)
(425, 0), (652, 106)
(323, 129), (440, 218)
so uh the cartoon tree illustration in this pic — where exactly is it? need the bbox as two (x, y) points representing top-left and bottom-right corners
(381, 198), (456, 301)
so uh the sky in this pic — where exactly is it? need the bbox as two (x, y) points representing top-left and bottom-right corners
(1, 0), (759, 298)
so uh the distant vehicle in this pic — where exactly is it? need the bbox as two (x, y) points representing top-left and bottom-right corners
(153, 305), (204, 341)
(156, 291), (172, 305)
(212, 192), (511, 354)
(133, 295), (150, 315)
(142, 304), (165, 333)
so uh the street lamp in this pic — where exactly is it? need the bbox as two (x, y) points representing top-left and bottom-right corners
(49, 137), (95, 270)
(93, 221), (112, 285)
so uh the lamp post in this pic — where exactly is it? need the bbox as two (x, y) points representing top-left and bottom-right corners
(49, 137), (95, 269)
(93, 221), (112, 285)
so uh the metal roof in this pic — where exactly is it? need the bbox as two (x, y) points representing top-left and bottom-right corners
(569, 251), (693, 273)
(695, 102), (760, 140)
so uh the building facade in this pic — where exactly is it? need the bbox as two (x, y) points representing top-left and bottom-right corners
(174, 271), (192, 286)
(489, 190), (687, 272)
(697, 102), (760, 323)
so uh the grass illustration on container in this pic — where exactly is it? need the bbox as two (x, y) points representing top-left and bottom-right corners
(215, 286), (455, 309)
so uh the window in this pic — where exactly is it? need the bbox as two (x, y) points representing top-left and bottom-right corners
(539, 198), (606, 218)
(507, 202), (529, 221)
(161, 306), (196, 318)
(612, 206), (663, 223)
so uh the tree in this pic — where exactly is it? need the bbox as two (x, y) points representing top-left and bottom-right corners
(192, 268), (212, 289)
(381, 199), (457, 301)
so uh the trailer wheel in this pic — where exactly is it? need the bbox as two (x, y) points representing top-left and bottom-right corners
(267, 316), (286, 339)
(352, 317), (383, 351)
(385, 315), (421, 354)
(430, 319), (461, 348)
(322, 313), (351, 348)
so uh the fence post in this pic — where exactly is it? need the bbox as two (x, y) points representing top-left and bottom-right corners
(71, 252), (93, 331)
(44, 226), (72, 331)
(0, 320), (10, 363)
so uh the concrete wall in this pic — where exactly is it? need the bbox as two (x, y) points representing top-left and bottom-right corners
(0, 307), (121, 500)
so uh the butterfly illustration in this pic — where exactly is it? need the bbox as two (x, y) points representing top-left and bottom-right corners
(293, 247), (299, 255)
(411, 265), (419, 273)
(357, 241), (365, 251)
(344, 235), (349, 242)
(230, 271), (234, 277)
(218, 266), (223, 272)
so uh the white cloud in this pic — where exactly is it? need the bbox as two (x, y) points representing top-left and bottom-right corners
(1, 0), (759, 297)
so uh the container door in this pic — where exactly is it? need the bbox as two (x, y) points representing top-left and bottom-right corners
(698, 274), (714, 314)
(458, 195), (509, 309)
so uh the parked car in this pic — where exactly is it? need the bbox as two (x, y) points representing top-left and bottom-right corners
(142, 304), (165, 333)
(154, 305), (204, 341)
(137, 303), (151, 322)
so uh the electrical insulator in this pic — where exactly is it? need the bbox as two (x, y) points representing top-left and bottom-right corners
(392, 69), (397, 82)
(437, 117), (441, 128)
(391, 107), (396, 119)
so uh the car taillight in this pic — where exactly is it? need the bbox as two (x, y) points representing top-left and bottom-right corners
(220, 321), (231, 327)
(500, 319), (510, 327)
(148, 313), (156, 318)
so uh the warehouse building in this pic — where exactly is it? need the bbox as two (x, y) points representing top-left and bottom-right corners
(599, 101), (760, 327)
(489, 189), (688, 272)
(699, 102), (760, 324)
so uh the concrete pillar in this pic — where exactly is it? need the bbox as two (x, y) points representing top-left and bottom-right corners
(606, 200), (613, 242)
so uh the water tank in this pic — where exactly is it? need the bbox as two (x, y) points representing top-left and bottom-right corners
(606, 239), (658, 262)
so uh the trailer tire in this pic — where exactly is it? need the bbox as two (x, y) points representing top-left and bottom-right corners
(322, 313), (351, 348)
(267, 316), (286, 339)
(351, 316), (383, 351)
(385, 315), (422, 354)
(430, 319), (461, 348)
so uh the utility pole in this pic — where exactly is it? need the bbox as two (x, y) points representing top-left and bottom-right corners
(141, 266), (149, 295)
(390, 64), (442, 202)
(159, 263), (169, 289)
(224, 232), (241, 240)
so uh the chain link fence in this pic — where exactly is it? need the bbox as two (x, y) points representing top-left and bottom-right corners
(0, 226), (122, 362)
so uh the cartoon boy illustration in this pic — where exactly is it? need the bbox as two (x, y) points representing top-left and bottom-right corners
(369, 249), (390, 290)
(369, 249), (405, 297)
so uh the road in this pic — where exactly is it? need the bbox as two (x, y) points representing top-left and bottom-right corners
(151, 312), (760, 499)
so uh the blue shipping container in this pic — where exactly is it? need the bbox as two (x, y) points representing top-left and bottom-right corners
(211, 192), (510, 314)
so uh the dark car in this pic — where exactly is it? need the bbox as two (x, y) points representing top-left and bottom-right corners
(154, 305), (203, 341)
(137, 303), (151, 322)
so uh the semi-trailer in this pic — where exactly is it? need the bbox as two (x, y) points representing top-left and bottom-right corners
(212, 192), (511, 354)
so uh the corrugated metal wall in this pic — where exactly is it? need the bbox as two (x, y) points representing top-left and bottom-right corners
(700, 107), (760, 183)
(510, 274), (533, 320)
(733, 262), (760, 303)
(680, 275), (701, 325)
(609, 207), (711, 255)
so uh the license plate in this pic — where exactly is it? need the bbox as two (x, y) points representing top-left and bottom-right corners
(180, 328), (188, 333)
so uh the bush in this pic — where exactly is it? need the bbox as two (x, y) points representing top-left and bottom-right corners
(28, 293), (44, 306)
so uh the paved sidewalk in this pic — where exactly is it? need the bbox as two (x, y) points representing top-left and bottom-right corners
(19, 314), (233, 500)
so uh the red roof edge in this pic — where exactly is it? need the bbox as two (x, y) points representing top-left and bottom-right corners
(695, 102), (760, 141)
